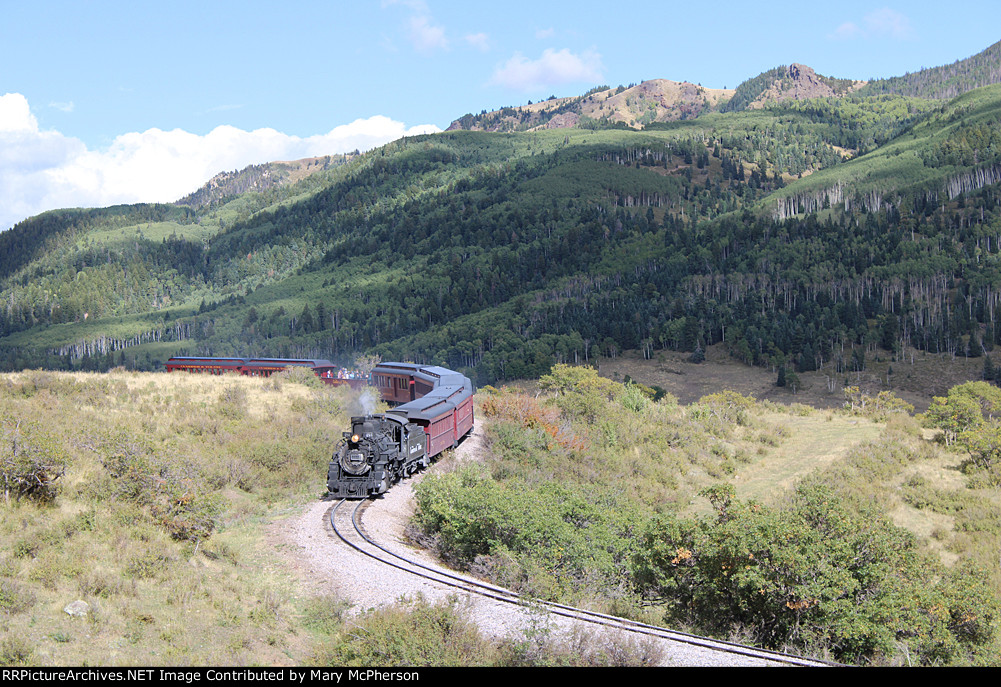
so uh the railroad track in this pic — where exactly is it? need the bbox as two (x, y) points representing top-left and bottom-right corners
(327, 498), (838, 668)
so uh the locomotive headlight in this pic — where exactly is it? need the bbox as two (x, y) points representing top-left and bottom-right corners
(351, 434), (361, 443)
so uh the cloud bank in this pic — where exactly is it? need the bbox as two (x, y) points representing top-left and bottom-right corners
(0, 92), (439, 231)
(490, 48), (604, 93)
(832, 8), (915, 41)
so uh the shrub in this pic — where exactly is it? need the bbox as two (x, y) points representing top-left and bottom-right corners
(273, 366), (324, 389)
(0, 578), (36, 615)
(97, 428), (220, 543)
(0, 418), (68, 503)
(631, 482), (999, 664)
(538, 364), (622, 424)
(843, 387), (915, 421)
(922, 382), (1001, 445)
(316, 595), (496, 666)
(218, 384), (248, 419)
(0, 634), (33, 666)
(499, 624), (665, 667)
(412, 466), (639, 600)
(301, 594), (350, 636)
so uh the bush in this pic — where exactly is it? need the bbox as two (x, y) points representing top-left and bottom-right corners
(538, 364), (622, 424)
(631, 483), (999, 664)
(412, 466), (639, 600)
(316, 595), (496, 666)
(843, 387), (915, 421)
(218, 384), (248, 419)
(97, 428), (220, 543)
(0, 418), (68, 503)
(0, 578), (36, 615)
(301, 594), (350, 636)
(273, 366), (324, 389)
(0, 634), (33, 666)
(496, 612), (664, 666)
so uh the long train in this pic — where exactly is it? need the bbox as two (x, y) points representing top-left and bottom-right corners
(328, 362), (474, 498)
(163, 356), (474, 498)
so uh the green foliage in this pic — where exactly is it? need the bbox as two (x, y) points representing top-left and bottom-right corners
(0, 416), (68, 503)
(842, 387), (915, 421)
(632, 483), (998, 663)
(538, 364), (622, 423)
(957, 421), (1001, 486)
(923, 382), (1001, 485)
(96, 427), (220, 542)
(4, 86), (1001, 390)
(722, 66), (788, 112)
(317, 595), (496, 667)
(691, 390), (757, 434)
(413, 466), (638, 600)
(923, 381), (1001, 442)
(857, 40), (1001, 100)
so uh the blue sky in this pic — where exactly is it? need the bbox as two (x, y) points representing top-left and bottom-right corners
(1, 1), (999, 230)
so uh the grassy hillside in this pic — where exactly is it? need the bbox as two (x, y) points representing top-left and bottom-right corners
(2, 59), (1001, 402)
(0, 369), (354, 664)
(410, 367), (1000, 665)
(2, 368), (997, 666)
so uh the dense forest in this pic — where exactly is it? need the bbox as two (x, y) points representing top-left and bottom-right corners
(1, 45), (1001, 391)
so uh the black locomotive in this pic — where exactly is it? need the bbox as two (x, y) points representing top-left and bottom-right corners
(328, 415), (429, 497)
(326, 363), (474, 498)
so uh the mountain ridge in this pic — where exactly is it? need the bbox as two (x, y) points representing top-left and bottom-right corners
(174, 154), (356, 209)
(2, 40), (1001, 392)
(447, 39), (1001, 133)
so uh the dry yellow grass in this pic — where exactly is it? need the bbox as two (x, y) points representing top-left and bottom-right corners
(0, 369), (357, 665)
(731, 411), (883, 504)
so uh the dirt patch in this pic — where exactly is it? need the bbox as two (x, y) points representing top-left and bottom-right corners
(597, 345), (989, 412)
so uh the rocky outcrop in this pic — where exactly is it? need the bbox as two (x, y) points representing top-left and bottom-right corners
(175, 155), (353, 209)
(447, 80), (734, 132)
(749, 64), (863, 108)
(545, 112), (580, 129)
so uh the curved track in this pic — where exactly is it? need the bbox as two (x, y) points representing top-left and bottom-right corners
(327, 497), (838, 668)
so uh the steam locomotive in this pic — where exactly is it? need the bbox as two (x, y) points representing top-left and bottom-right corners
(327, 362), (474, 498)
(163, 355), (473, 498)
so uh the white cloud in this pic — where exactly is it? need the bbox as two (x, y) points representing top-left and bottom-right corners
(831, 22), (861, 40)
(490, 48), (604, 92)
(408, 14), (448, 53)
(831, 8), (914, 40)
(864, 8), (914, 39)
(0, 93), (440, 231)
(382, 0), (449, 55)
(0, 93), (39, 132)
(464, 32), (490, 52)
(535, 28), (555, 40)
